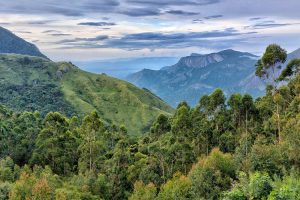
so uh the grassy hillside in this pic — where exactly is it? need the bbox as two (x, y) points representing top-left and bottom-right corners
(0, 54), (173, 134)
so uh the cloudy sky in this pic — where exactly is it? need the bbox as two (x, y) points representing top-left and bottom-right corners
(1, 0), (300, 61)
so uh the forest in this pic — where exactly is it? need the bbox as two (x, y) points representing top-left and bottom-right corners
(0, 44), (299, 200)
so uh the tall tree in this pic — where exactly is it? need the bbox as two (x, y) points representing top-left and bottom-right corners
(78, 111), (105, 173)
(242, 94), (254, 157)
(256, 44), (287, 142)
(255, 44), (287, 89)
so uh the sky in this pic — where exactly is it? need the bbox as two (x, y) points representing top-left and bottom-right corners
(1, 0), (300, 61)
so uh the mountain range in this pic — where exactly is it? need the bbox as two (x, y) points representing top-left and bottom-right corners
(0, 27), (173, 134)
(127, 48), (300, 107)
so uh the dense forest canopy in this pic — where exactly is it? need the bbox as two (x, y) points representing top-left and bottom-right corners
(0, 44), (300, 199)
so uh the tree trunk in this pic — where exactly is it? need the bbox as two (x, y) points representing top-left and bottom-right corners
(245, 110), (248, 157)
(276, 103), (281, 143)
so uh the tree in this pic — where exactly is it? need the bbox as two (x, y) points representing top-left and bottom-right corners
(241, 94), (254, 156)
(209, 88), (226, 114)
(278, 58), (300, 81)
(78, 111), (105, 173)
(256, 44), (287, 142)
(189, 148), (236, 199)
(268, 173), (300, 200)
(248, 172), (272, 199)
(129, 181), (157, 200)
(281, 114), (300, 168)
(157, 172), (191, 200)
(0, 181), (11, 200)
(255, 44), (287, 88)
(31, 112), (79, 175)
(150, 114), (171, 137)
(10, 166), (59, 200)
(250, 136), (283, 176)
(228, 93), (243, 128)
(171, 103), (191, 138)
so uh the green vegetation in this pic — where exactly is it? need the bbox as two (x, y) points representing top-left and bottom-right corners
(0, 45), (300, 199)
(0, 54), (173, 134)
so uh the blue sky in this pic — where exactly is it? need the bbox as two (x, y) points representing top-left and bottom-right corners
(1, 0), (300, 61)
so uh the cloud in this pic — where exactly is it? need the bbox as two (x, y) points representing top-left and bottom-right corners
(119, 8), (161, 16)
(0, 0), (120, 16)
(245, 20), (298, 29)
(17, 31), (32, 34)
(126, 0), (221, 6)
(121, 28), (253, 41)
(192, 19), (204, 23)
(27, 20), (55, 25)
(165, 10), (199, 16)
(57, 28), (256, 50)
(249, 17), (263, 21)
(78, 22), (116, 26)
(56, 35), (109, 44)
(0, 0), (220, 18)
(42, 30), (61, 33)
(50, 33), (72, 36)
(204, 15), (223, 19)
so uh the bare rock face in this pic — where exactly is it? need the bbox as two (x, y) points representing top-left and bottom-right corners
(56, 70), (63, 79)
(177, 53), (224, 68)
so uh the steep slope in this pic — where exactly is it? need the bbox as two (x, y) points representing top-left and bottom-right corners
(0, 26), (47, 59)
(127, 49), (259, 106)
(0, 54), (173, 134)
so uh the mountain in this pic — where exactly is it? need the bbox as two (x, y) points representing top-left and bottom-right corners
(74, 57), (179, 79)
(0, 26), (47, 59)
(127, 49), (259, 106)
(0, 54), (173, 134)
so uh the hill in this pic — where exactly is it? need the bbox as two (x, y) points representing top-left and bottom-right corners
(127, 49), (259, 106)
(0, 54), (173, 134)
(0, 26), (47, 59)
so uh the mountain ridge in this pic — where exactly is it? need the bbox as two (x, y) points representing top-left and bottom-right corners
(0, 54), (173, 134)
(127, 49), (259, 106)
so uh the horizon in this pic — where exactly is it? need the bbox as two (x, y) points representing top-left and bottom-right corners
(1, 0), (300, 62)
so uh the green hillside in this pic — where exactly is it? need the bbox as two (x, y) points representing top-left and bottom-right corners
(0, 54), (173, 134)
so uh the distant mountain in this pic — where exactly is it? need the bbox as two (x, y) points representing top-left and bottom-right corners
(288, 48), (300, 60)
(0, 26), (47, 59)
(0, 54), (173, 134)
(127, 49), (260, 106)
(74, 57), (179, 78)
(127, 48), (300, 107)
